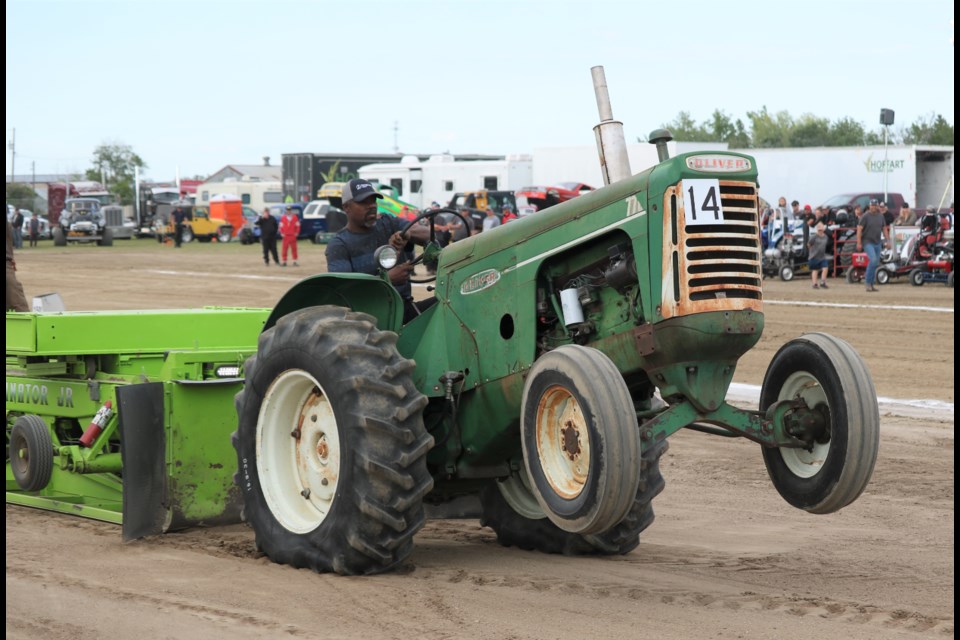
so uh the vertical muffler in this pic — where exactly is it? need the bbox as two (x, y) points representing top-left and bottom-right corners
(591, 66), (632, 186)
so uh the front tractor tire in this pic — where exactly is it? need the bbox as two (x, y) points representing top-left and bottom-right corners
(520, 345), (641, 535)
(233, 306), (433, 575)
(97, 228), (114, 246)
(760, 333), (879, 514)
(52, 227), (67, 247)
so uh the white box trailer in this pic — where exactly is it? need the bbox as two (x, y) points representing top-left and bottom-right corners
(359, 155), (533, 209)
(730, 145), (954, 211)
(195, 179), (284, 213)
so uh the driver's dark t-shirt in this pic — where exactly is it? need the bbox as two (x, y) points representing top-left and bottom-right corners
(325, 215), (413, 301)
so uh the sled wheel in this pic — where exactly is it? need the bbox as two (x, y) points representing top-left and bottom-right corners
(779, 265), (794, 281)
(181, 227), (194, 244)
(52, 227), (67, 247)
(520, 345), (641, 535)
(217, 227), (233, 243)
(760, 333), (879, 514)
(9, 415), (54, 492)
(480, 438), (667, 555)
(97, 227), (114, 247)
(233, 306), (432, 575)
(876, 269), (889, 285)
(947, 272), (954, 288)
(909, 268), (925, 286)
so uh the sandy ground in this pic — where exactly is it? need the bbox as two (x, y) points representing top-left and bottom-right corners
(6, 238), (955, 639)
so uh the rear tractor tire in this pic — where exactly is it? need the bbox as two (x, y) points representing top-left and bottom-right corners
(233, 306), (433, 575)
(760, 333), (879, 514)
(9, 415), (54, 492)
(520, 345), (641, 535)
(481, 437), (667, 555)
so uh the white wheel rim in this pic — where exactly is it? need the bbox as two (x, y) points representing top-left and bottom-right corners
(777, 371), (830, 478)
(535, 385), (590, 499)
(257, 369), (340, 533)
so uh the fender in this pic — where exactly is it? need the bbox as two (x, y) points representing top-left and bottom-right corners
(264, 273), (404, 332)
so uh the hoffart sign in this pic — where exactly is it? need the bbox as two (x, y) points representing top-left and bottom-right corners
(863, 153), (906, 174)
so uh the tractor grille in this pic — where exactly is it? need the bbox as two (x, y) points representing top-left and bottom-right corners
(660, 180), (762, 319)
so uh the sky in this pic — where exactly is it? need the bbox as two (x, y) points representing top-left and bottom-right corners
(5, 0), (955, 182)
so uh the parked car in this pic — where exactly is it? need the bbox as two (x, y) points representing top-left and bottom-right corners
(21, 213), (52, 240)
(515, 182), (594, 212)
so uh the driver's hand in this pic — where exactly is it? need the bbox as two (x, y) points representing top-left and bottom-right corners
(389, 231), (407, 251)
(387, 262), (414, 285)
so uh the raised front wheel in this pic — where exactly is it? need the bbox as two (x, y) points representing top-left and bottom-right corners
(520, 345), (641, 535)
(760, 333), (879, 514)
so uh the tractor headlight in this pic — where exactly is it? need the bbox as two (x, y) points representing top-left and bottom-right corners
(374, 245), (399, 270)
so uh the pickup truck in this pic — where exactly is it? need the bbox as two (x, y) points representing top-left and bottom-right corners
(818, 192), (906, 219)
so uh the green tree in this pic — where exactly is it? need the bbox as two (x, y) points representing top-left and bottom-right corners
(828, 117), (868, 146)
(902, 113), (954, 145)
(84, 142), (147, 205)
(6, 183), (38, 212)
(789, 114), (832, 147)
(746, 107), (794, 148)
(659, 111), (711, 141)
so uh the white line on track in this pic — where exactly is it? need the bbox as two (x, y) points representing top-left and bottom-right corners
(764, 300), (952, 313)
(728, 383), (953, 420)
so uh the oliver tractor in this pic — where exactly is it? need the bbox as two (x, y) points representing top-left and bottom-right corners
(6, 68), (879, 576)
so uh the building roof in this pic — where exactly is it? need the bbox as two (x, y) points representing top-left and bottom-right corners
(203, 164), (282, 183)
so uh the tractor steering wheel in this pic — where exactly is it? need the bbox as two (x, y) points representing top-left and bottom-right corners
(400, 207), (472, 283)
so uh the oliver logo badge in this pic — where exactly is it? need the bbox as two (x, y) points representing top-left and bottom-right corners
(460, 269), (501, 295)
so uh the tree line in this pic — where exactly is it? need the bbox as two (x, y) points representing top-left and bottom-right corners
(644, 108), (953, 148)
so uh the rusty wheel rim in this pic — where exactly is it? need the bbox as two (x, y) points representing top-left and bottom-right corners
(535, 385), (590, 500)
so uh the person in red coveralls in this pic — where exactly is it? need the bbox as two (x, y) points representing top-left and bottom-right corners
(279, 205), (301, 267)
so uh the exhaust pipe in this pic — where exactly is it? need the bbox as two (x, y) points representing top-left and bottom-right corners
(591, 66), (631, 186)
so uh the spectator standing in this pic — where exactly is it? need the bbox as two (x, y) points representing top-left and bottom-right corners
(28, 211), (40, 247)
(790, 200), (803, 219)
(256, 207), (280, 266)
(501, 203), (517, 223)
(11, 207), (24, 249)
(807, 222), (830, 289)
(171, 205), (189, 248)
(895, 203), (916, 226)
(6, 219), (29, 311)
(856, 199), (890, 292)
(279, 205), (300, 267)
(482, 208), (501, 232)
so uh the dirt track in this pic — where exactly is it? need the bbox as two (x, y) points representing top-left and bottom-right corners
(6, 239), (955, 639)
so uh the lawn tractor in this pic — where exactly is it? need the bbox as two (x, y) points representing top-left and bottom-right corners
(7, 67), (880, 577)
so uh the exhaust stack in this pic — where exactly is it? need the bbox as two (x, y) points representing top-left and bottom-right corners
(591, 66), (631, 186)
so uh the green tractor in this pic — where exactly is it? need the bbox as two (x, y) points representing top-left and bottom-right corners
(6, 68), (878, 576)
(231, 68), (879, 574)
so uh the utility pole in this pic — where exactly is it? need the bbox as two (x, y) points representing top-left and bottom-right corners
(8, 128), (15, 183)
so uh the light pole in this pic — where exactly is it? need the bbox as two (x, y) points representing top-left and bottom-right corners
(880, 109), (895, 204)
